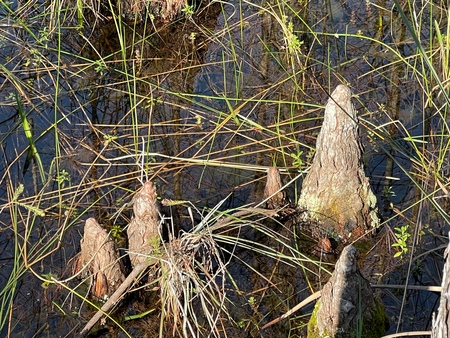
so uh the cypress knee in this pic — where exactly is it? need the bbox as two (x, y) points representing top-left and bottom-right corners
(298, 84), (379, 241)
(79, 218), (125, 299)
(308, 245), (389, 338)
(127, 181), (161, 268)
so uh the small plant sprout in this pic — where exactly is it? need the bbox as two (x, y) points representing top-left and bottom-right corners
(392, 225), (411, 258)
(103, 133), (118, 146)
(382, 185), (396, 198)
(248, 296), (257, 310)
(110, 224), (123, 240)
(286, 22), (303, 52)
(41, 272), (56, 289)
(55, 169), (70, 188)
(38, 27), (49, 45)
(145, 96), (163, 108)
(181, 4), (195, 16)
(6, 92), (15, 101)
(93, 60), (107, 75)
(290, 151), (304, 168)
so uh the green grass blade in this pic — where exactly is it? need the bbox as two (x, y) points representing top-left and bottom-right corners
(15, 93), (46, 183)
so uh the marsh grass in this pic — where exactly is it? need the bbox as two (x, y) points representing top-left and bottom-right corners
(0, 0), (449, 336)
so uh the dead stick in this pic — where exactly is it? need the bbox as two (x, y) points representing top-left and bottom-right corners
(79, 261), (151, 337)
(261, 291), (322, 330)
(260, 282), (441, 331)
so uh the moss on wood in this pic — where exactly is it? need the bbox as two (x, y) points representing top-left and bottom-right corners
(307, 245), (388, 338)
(297, 84), (380, 241)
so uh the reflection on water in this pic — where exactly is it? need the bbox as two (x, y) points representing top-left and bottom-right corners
(0, 0), (449, 336)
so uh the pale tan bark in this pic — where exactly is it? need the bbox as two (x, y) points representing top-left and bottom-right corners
(127, 181), (161, 268)
(264, 167), (286, 209)
(432, 233), (450, 338)
(79, 218), (125, 299)
(80, 181), (162, 336)
(308, 245), (388, 338)
(120, 0), (187, 21)
(298, 84), (379, 240)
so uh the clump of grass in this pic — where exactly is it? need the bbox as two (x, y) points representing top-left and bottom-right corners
(157, 229), (227, 337)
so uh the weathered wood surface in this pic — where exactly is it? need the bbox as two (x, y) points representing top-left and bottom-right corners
(120, 0), (186, 21)
(79, 261), (150, 337)
(307, 245), (388, 338)
(78, 218), (125, 299)
(298, 84), (379, 240)
(264, 167), (287, 209)
(79, 181), (162, 336)
(431, 234), (450, 338)
(127, 181), (161, 268)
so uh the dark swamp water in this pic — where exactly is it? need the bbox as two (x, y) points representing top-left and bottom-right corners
(0, 0), (449, 337)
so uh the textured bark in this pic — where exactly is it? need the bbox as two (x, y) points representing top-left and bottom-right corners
(298, 84), (379, 240)
(79, 261), (150, 337)
(127, 181), (161, 268)
(80, 181), (161, 336)
(431, 233), (450, 338)
(264, 167), (286, 209)
(308, 245), (388, 338)
(79, 218), (125, 299)
(120, 0), (187, 21)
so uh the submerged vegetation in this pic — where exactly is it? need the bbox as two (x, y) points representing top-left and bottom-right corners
(0, 0), (449, 336)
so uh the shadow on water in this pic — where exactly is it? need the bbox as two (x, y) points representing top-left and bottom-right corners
(0, 0), (449, 336)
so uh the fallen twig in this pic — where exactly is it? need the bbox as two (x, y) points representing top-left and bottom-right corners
(79, 260), (153, 337)
(261, 291), (321, 330)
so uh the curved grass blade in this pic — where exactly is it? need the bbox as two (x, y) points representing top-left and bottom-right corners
(15, 92), (45, 183)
